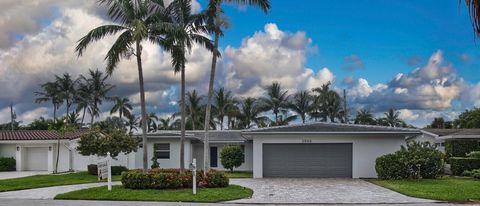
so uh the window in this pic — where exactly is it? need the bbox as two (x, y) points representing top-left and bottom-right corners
(154, 143), (170, 159)
(210, 147), (218, 167)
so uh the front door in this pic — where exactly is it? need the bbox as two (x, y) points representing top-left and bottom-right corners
(210, 147), (218, 167)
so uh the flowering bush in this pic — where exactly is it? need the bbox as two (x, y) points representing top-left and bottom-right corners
(121, 169), (228, 189)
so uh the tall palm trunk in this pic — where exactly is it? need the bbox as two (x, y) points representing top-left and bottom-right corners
(203, 2), (221, 173)
(53, 105), (57, 120)
(136, 40), (148, 171)
(81, 107), (86, 124)
(180, 64), (186, 171)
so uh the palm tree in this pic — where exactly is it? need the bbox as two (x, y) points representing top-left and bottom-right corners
(238, 97), (269, 129)
(289, 90), (312, 123)
(464, 0), (480, 37)
(79, 69), (114, 125)
(213, 87), (235, 130)
(75, 0), (175, 170)
(167, 0), (214, 170)
(147, 112), (159, 132)
(202, 0), (270, 173)
(226, 103), (240, 129)
(310, 83), (331, 121)
(55, 73), (77, 117)
(354, 109), (376, 125)
(35, 82), (63, 119)
(126, 114), (140, 135)
(158, 117), (174, 130)
(384, 108), (402, 127)
(74, 81), (92, 125)
(323, 90), (343, 123)
(271, 113), (297, 126)
(66, 112), (81, 126)
(184, 90), (204, 130)
(110, 97), (133, 120)
(260, 82), (290, 124)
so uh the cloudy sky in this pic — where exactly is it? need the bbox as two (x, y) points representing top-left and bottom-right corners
(0, 0), (479, 127)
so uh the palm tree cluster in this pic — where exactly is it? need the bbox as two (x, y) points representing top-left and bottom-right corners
(354, 108), (412, 128)
(158, 81), (347, 130)
(74, 0), (270, 171)
(34, 69), (120, 126)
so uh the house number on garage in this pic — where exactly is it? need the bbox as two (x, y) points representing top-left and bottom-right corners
(302, 139), (312, 143)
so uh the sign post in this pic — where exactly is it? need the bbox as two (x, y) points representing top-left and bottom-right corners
(191, 158), (197, 195)
(97, 152), (112, 191)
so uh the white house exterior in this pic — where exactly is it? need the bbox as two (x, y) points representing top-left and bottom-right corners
(0, 122), (421, 178)
(415, 129), (480, 153)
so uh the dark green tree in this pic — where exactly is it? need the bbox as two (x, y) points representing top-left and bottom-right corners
(220, 145), (244, 172)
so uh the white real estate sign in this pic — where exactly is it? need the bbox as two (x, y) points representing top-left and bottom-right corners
(97, 152), (112, 191)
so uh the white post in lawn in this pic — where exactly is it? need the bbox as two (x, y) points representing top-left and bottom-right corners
(97, 152), (112, 191)
(107, 152), (112, 191)
(192, 158), (197, 195)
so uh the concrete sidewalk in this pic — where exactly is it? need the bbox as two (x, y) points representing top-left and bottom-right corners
(0, 171), (50, 180)
(0, 181), (121, 199)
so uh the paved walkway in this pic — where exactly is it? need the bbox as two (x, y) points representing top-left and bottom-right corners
(0, 171), (50, 180)
(229, 178), (437, 204)
(0, 182), (121, 200)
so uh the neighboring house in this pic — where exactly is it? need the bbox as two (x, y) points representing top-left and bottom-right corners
(0, 130), (133, 173)
(0, 122), (421, 178)
(417, 129), (480, 153)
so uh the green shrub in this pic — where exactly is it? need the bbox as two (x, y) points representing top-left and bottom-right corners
(87, 164), (128, 176)
(220, 145), (245, 172)
(450, 157), (480, 175)
(121, 169), (228, 189)
(375, 141), (443, 179)
(467, 151), (480, 159)
(445, 140), (480, 159)
(375, 153), (407, 179)
(0, 157), (15, 171)
(462, 169), (480, 179)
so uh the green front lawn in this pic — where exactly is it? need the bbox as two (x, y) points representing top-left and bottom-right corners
(0, 172), (121, 192)
(55, 185), (252, 203)
(224, 171), (252, 178)
(368, 176), (480, 202)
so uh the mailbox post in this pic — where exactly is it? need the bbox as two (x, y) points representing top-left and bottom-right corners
(191, 158), (197, 195)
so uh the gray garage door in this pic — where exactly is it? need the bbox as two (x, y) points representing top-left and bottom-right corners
(263, 143), (352, 178)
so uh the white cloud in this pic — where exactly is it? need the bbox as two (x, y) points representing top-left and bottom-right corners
(223, 23), (332, 96)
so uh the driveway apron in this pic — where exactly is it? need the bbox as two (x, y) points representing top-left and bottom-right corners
(229, 178), (438, 204)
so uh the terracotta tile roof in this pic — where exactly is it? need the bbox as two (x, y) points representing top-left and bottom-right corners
(0, 130), (88, 141)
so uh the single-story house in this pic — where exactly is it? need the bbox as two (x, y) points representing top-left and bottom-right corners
(0, 130), (133, 172)
(0, 122), (421, 178)
(417, 129), (480, 152)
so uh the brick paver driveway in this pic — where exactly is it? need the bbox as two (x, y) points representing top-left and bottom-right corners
(229, 178), (438, 204)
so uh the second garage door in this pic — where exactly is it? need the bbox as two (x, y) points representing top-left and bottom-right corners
(263, 143), (352, 178)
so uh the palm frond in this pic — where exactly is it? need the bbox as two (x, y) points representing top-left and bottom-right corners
(76, 25), (127, 56)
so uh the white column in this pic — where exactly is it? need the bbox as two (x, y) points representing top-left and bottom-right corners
(15, 145), (22, 171)
(252, 139), (263, 178)
(47, 145), (54, 172)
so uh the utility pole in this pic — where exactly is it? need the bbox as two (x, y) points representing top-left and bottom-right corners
(10, 103), (14, 131)
(343, 90), (348, 124)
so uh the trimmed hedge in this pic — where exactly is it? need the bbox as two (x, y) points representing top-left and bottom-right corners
(87, 164), (128, 176)
(445, 140), (480, 159)
(121, 169), (229, 189)
(0, 157), (15, 171)
(375, 141), (443, 179)
(450, 157), (480, 175)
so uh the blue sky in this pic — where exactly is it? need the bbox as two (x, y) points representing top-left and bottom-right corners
(0, 0), (479, 127)
(215, 0), (479, 85)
